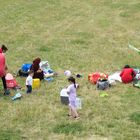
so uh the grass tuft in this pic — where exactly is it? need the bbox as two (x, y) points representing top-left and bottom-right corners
(129, 112), (140, 125)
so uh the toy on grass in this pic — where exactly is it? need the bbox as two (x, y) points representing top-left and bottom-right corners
(64, 70), (72, 77)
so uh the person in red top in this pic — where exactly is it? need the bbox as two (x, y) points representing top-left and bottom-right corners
(0, 45), (8, 94)
(120, 65), (136, 84)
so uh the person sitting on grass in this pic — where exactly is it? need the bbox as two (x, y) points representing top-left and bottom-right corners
(67, 76), (80, 119)
(30, 57), (44, 80)
(120, 65), (136, 84)
(26, 70), (34, 94)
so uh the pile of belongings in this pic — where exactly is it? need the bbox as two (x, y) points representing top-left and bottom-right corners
(88, 72), (108, 84)
(39, 61), (55, 81)
(88, 72), (110, 90)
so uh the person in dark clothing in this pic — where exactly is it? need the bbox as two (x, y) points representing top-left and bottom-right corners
(30, 57), (44, 80)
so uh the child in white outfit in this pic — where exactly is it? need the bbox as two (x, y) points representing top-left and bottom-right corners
(26, 70), (34, 93)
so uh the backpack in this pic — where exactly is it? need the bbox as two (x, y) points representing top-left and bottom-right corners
(21, 64), (32, 72)
(18, 69), (29, 77)
(96, 79), (110, 90)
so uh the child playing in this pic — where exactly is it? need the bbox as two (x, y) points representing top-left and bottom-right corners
(67, 76), (80, 119)
(26, 70), (34, 93)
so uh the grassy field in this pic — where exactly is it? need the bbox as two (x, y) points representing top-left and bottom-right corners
(0, 0), (140, 139)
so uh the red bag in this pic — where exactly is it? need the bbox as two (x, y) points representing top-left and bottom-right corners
(6, 73), (18, 88)
(6, 79), (18, 88)
(88, 72), (108, 84)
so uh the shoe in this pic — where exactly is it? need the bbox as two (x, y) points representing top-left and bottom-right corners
(4, 89), (10, 95)
(67, 114), (71, 116)
(53, 72), (58, 76)
(74, 116), (80, 120)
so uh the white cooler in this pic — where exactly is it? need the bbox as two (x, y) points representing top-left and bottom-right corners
(60, 89), (82, 109)
(60, 88), (69, 105)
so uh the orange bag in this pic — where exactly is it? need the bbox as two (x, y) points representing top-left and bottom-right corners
(88, 72), (108, 84)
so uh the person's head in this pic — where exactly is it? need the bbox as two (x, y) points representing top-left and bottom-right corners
(33, 57), (41, 64)
(1, 44), (8, 53)
(68, 76), (76, 88)
(28, 70), (34, 77)
(124, 65), (130, 69)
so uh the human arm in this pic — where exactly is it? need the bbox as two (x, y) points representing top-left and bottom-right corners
(120, 70), (124, 77)
(66, 85), (71, 95)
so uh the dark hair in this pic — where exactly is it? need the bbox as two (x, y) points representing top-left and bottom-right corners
(68, 76), (76, 88)
(1, 44), (8, 52)
(124, 65), (130, 68)
(28, 70), (34, 75)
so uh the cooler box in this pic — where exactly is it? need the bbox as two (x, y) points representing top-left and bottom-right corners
(32, 78), (40, 89)
(60, 88), (69, 105)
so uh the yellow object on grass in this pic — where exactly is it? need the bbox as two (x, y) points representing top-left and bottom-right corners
(99, 92), (109, 97)
(32, 78), (40, 89)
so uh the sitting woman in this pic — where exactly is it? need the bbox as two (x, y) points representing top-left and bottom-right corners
(120, 65), (136, 84)
(30, 57), (44, 80)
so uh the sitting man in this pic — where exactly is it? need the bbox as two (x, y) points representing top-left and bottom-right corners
(120, 65), (136, 84)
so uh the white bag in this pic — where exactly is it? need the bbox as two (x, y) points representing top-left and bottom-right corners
(76, 97), (82, 109)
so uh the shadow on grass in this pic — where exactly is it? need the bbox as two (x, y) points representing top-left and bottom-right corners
(0, 130), (21, 140)
(53, 122), (83, 135)
(129, 112), (140, 125)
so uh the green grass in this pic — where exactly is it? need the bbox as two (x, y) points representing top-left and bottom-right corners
(130, 112), (140, 125)
(0, 0), (140, 139)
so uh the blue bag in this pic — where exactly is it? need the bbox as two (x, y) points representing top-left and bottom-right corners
(21, 64), (32, 72)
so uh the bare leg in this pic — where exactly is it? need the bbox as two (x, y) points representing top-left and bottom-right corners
(71, 106), (79, 117)
(68, 105), (72, 116)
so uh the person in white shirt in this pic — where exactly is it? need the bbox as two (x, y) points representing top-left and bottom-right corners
(26, 70), (34, 93)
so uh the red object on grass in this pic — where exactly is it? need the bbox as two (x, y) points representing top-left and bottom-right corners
(88, 72), (108, 84)
(6, 73), (18, 88)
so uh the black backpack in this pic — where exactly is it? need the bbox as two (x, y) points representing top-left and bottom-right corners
(18, 69), (29, 77)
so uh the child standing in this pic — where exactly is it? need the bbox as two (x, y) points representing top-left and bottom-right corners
(67, 76), (79, 119)
(26, 70), (34, 93)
